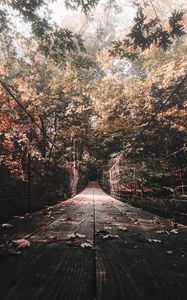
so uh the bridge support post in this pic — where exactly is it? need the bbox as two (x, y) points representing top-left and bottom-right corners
(27, 152), (32, 213)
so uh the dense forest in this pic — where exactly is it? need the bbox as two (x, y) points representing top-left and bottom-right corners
(0, 0), (186, 221)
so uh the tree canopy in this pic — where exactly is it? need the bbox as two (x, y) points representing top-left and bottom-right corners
(0, 0), (187, 215)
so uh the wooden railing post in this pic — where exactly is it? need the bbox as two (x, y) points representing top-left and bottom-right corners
(27, 152), (32, 213)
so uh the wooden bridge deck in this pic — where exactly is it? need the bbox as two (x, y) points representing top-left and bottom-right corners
(0, 182), (187, 300)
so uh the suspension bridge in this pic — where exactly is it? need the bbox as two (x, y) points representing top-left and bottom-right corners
(0, 182), (187, 300)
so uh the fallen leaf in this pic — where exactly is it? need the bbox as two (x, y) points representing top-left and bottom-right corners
(46, 211), (52, 217)
(76, 233), (86, 239)
(81, 242), (93, 249)
(12, 239), (30, 249)
(66, 233), (86, 240)
(65, 216), (75, 221)
(118, 226), (128, 231)
(46, 206), (53, 210)
(152, 218), (160, 224)
(146, 238), (162, 244)
(2, 223), (13, 229)
(25, 213), (31, 217)
(103, 234), (119, 240)
(103, 227), (112, 230)
(40, 224), (48, 232)
(67, 233), (76, 240)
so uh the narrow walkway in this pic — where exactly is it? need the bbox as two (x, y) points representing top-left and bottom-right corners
(0, 182), (187, 300)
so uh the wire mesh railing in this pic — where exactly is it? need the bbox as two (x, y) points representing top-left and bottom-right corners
(99, 153), (187, 225)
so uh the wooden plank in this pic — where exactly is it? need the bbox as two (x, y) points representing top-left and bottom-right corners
(0, 182), (187, 300)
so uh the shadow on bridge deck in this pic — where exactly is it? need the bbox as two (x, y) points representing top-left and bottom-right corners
(0, 182), (187, 300)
